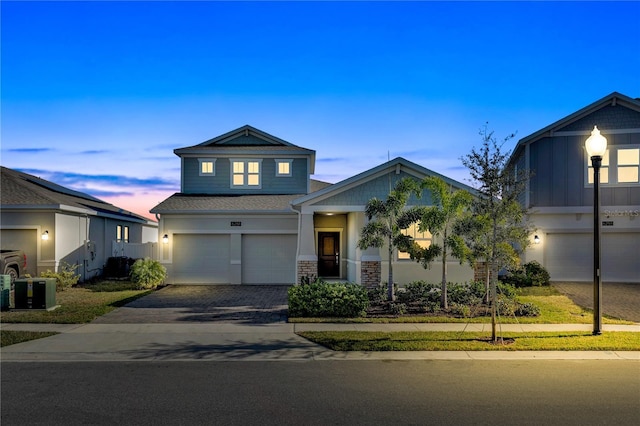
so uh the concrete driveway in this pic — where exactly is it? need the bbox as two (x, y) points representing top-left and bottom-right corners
(91, 285), (290, 324)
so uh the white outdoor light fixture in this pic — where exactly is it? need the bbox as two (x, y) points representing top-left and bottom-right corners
(534, 235), (540, 244)
(41, 230), (49, 241)
(585, 125), (607, 335)
(162, 234), (169, 244)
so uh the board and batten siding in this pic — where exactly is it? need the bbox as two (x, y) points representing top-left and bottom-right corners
(529, 132), (640, 208)
(181, 157), (309, 194)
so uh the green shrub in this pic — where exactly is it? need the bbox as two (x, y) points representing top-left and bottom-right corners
(524, 261), (551, 287)
(41, 262), (80, 291)
(503, 261), (551, 287)
(449, 303), (471, 318)
(130, 258), (166, 289)
(397, 281), (440, 304)
(448, 282), (483, 306)
(515, 302), (541, 317)
(288, 280), (369, 318)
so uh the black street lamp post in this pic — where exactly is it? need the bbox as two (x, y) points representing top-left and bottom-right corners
(585, 126), (607, 335)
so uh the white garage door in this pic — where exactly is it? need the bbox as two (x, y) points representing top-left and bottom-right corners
(242, 235), (296, 284)
(546, 233), (640, 282)
(172, 234), (230, 284)
(0, 229), (37, 277)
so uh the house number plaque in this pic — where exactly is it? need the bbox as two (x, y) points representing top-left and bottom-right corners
(231, 221), (242, 227)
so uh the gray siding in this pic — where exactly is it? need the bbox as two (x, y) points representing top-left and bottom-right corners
(182, 157), (309, 195)
(529, 132), (640, 208)
(559, 105), (640, 132)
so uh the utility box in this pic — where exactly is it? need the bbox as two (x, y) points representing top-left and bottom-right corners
(0, 275), (11, 311)
(14, 278), (57, 310)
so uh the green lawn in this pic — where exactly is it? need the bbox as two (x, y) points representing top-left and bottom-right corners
(0, 330), (59, 347)
(298, 330), (640, 351)
(0, 281), (151, 324)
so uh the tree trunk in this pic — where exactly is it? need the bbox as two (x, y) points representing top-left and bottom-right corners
(491, 218), (498, 342)
(441, 230), (448, 310)
(387, 235), (394, 301)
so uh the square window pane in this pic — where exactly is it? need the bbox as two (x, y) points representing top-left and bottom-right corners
(278, 162), (290, 175)
(602, 150), (610, 166)
(233, 162), (244, 173)
(248, 162), (260, 173)
(201, 162), (213, 174)
(233, 175), (244, 185)
(588, 167), (609, 184)
(618, 149), (639, 166)
(619, 167), (639, 183)
(248, 175), (259, 186)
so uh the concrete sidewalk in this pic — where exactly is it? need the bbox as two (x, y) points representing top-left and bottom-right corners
(2, 322), (638, 362)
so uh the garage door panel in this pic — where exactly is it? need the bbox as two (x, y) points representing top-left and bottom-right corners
(173, 235), (229, 284)
(546, 233), (639, 282)
(242, 235), (296, 284)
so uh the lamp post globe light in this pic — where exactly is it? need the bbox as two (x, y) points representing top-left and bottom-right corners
(585, 125), (607, 335)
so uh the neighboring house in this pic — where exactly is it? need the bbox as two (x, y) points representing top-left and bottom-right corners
(508, 92), (640, 283)
(0, 167), (158, 281)
(151, 125), (476, 285)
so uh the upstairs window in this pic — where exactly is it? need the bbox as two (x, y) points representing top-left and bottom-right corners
(398, 223), (432, 260)
(199, 158), (216, 176)
(586, 145), (640, 186)
(231, 159), (261, 188)
(275, 159), (293, 177)
(617, 148), (639, 183)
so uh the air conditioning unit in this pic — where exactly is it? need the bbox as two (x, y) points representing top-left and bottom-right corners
(13, 278), (57, 310)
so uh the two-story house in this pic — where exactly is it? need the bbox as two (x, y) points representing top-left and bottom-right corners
(509, 92), (640, 283)
(151, 125), (476, 285)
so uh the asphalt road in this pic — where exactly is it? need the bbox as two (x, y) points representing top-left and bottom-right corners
(2, 360), (638, 425)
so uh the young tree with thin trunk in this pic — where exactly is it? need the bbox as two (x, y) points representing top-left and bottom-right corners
(459, 125), (532, 341)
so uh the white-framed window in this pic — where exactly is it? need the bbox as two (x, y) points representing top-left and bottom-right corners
(198, 158), (216, 176)
(617, 148), (639, 183)
(275, 159), (293, 177)
(586, 145), (640, 186)
(398, 223), (432, 260)
(231, 159), (262, 188)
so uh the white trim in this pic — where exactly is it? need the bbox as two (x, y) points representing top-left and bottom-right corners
(230, 158), (263, 189)
(198, 158), (216, 176)
(275, 159), (293, 177)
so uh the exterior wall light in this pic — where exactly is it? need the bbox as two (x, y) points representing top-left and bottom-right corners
(585, 125), (607, 335)
(533, 235), (540, 244)
(41, 230), (49, 241)
(162, 234), (169, 244)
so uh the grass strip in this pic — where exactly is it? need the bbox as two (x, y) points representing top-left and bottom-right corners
(1, 330), (59, 347)
(297, 331), (640, 351)
(0, 281), (151, 324)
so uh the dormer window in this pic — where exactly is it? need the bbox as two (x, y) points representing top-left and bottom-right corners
(199, 159), (216, 176)
(231, 159), (261, 188)
(275, 159), (293, 177)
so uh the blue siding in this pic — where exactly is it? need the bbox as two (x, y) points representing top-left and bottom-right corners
(315, 172), (434, 206)
(182, 157), (309, 195)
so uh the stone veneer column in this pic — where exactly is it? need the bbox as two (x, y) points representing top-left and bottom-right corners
(360, 256), (381, 288)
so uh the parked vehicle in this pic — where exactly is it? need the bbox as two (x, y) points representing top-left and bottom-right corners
(0, 249), (27, 283)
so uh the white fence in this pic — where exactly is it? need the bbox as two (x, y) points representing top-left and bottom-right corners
(111, 241), (158, 260)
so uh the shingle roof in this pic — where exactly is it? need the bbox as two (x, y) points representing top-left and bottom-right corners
(1, 166), (151, 223)
(150, 179), (332, 214)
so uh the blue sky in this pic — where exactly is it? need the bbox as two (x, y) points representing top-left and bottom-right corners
(2, 1), (639, 220)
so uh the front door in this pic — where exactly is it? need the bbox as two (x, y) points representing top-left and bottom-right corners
(318, 232), (340, 277)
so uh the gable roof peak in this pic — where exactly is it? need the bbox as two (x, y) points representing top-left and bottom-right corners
(196, 125), (298, 148)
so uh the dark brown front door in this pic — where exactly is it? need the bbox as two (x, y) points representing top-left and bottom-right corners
(318, 232), (340, 277)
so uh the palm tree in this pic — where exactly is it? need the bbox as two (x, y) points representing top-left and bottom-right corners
(357, 177), (421, 301)
(414, 176), (473, 310)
